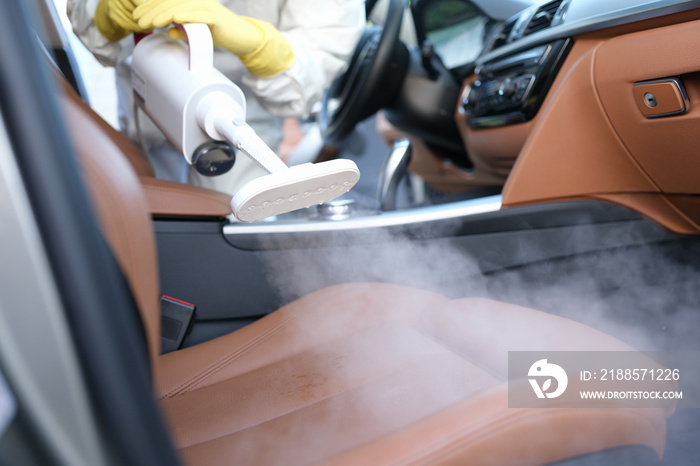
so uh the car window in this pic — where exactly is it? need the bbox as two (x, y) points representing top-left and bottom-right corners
(50, 0), (119, 128)
(423, 0), (488, 68)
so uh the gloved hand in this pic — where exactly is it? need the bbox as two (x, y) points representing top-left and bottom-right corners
(94, 0), (150, 41)
(133, 0), (295, 76)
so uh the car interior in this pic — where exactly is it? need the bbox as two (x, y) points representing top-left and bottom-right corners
(2, 0), (700, 465)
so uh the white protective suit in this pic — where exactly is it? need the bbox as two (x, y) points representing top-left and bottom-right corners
(67, 0), (365, 194)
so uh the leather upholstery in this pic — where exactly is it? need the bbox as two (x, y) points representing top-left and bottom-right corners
(58, 81), (162, 364)
(57, 74), (231, 219)
(157, 284), (670, 465)
(499, 13), (700, 235)
(140, 177), (232, 218)
(55, 75), (155, 178)
(57, 72), (674, 464)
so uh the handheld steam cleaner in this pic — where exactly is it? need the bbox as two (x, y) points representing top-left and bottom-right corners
(131, 24), (360, 222)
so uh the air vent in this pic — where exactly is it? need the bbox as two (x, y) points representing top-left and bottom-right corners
(523, 0), (562, 37)
(491, 19), (516, 49)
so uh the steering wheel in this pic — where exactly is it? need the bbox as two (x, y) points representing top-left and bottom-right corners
(320, 0), (408, 143)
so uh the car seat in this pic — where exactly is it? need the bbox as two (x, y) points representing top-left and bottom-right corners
(56, 73), (674, 465)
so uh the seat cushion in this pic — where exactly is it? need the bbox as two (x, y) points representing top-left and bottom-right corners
(156, 283), (671, 465)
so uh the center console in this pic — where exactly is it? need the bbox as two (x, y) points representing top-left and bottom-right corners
(464, 39), (572, 128)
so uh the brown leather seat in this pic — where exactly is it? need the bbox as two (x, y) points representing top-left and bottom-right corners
(58, 76), (674, 465)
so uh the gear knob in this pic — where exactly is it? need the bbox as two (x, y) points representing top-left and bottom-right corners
(377, 138), (412, 211)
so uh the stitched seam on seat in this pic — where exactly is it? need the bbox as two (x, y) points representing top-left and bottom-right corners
(413, 327), (506, 382)
(168, 293), (443, 398)
(396, 331), (664, 463)
(393, 408), (662, 466)
(162, 304), (315, 398)
(176, 350), (449, 449)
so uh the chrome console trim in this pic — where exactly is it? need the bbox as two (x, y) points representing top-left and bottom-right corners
(223, 195), (503, 236)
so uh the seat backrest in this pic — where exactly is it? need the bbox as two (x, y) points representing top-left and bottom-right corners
(55, 72), (161, 365)
(58, 76), (156, 178)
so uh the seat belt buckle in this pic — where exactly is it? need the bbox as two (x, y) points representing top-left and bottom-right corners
(160, 295), (196, 354)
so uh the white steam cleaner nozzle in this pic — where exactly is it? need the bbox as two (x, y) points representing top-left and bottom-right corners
(196, 92), (360, 222)
(132, 23), (360, 222)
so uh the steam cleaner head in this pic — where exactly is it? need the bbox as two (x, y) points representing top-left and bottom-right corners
(231, 160), (360, 222)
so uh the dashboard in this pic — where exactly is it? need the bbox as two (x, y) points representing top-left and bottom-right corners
(463, 0), (697, 128)
(452, 0), (700, 234)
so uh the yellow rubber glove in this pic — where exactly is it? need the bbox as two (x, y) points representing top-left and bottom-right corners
(133, 0), (294, 76)
(94, 0), (150, 42)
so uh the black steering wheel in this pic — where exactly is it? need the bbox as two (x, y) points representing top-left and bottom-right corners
(320, 0), (408, 144)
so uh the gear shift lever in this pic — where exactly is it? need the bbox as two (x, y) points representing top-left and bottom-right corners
(377, 138), (412, 211)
